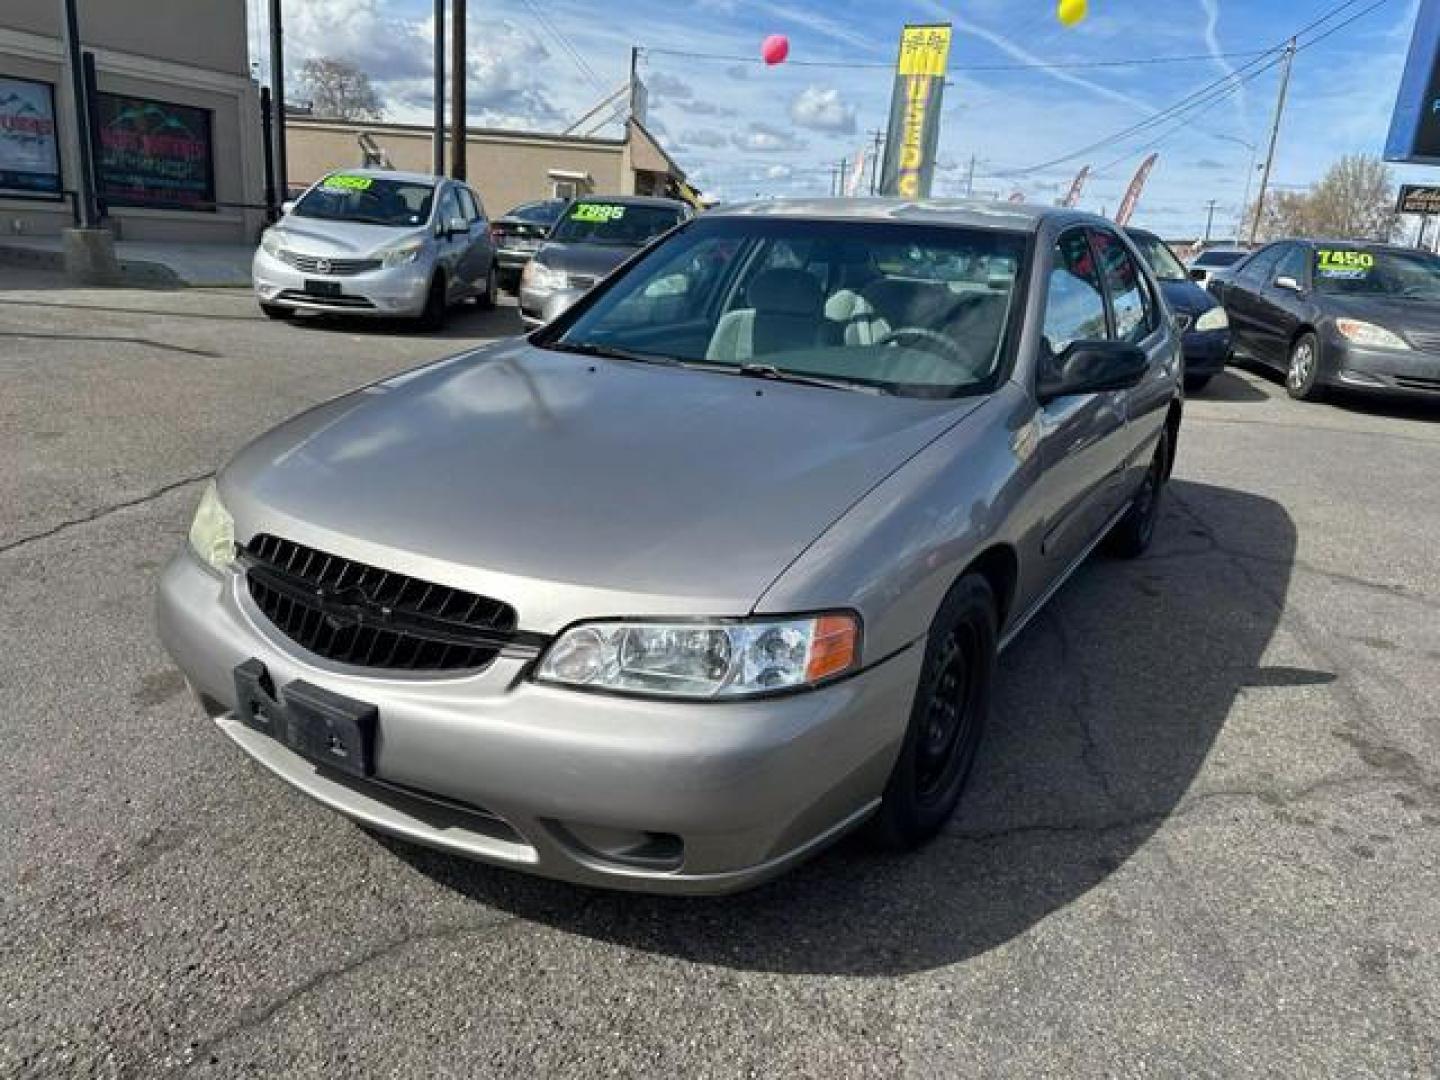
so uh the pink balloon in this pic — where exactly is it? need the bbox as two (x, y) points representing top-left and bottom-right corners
(761, 34), (790, 65)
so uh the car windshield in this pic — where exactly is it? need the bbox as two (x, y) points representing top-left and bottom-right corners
(293, 175), (435, 227)
(507, 200), (566, 225)
(549, 202), (685, 246)
(1129, 233), (1188, 282)
(1312, 246), (1440, 298)
(545, 217), (1027, 399)
(1194, 250), (1245, 268)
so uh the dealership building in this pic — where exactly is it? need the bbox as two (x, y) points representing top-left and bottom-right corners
(0, 0), (268, 244)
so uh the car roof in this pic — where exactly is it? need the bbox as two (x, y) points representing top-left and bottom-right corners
(705, 196), (1103, 234)
(1267, 238), (1421, 255)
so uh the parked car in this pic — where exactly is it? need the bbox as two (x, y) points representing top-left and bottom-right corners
(519, 195), (691, 327)
(1126, 227), (1232, 392)
(159, 200), (1183, 894)
(1186, 247), (1248, 289)
(491, 198), (568, 293)
(1208, 239), (1440, 401)
(253, 169), (498, 329)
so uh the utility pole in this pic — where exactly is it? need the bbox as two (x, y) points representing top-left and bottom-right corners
(432, 0), (445, 175)
(837, 156), (850, 198)
(1203, 199), (1218, 243)
(964, 154), (976, 198)
(1249, 37), (1295, 246)
(268, 0), (287, 199)
(59, 0), (98, 228)
(866, 128), (885, 195)
(450, 0), (467, 180)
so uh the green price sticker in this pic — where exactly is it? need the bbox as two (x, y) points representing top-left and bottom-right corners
(322, 174), (373, 192)
(1316, 249), (1374, 273)
(570, 203), (626, 223)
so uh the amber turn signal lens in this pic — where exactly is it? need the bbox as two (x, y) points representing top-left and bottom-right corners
(805, 613), (859, 682)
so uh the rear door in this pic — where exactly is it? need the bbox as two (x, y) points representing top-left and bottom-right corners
(1248, 243), (1309, 365)
(434, 185), (468, 298)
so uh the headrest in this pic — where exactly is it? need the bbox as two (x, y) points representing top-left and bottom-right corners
(747, 268), (823, 316)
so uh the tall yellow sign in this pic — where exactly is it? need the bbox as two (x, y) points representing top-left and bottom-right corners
(880, 24), (953, 199)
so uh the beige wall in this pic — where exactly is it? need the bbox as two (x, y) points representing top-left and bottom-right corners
(0, 3), (264, 243)
(287, 120), (631, 216)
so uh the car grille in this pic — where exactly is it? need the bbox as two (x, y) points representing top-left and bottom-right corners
(1402, 329), (1440, 353)
(239, 534), (523, 673)
(1393, 374), (1440, 392)
(274, 290), (375, 309)
(280, 252), (382, 276)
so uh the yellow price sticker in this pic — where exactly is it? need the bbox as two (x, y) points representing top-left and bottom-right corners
(570, 203), (626, 223)
(322, 174), (373, 192)
(1316, 249), (1374, 272)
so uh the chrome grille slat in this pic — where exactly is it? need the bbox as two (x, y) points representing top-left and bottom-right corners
(280, 252), (382, 276)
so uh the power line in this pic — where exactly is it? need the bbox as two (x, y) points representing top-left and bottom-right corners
(639, 45), (1273, 73)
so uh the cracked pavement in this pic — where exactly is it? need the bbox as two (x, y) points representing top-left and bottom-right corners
(2, 267), (1438, 1077)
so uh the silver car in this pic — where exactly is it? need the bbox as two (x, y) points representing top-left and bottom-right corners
(160, 200), (1182, 894)
(253, 169), (498, 328)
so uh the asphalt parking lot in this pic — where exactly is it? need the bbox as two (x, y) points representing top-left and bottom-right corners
(2, 267), (1438, 1078)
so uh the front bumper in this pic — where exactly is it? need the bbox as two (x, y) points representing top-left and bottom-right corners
(252, 249), (431, 318)
(1181, 327), (1231, 376)
(156, 549), (918, 894)
(518, 283), (557, 328)
(1327, 338), (1440, 397)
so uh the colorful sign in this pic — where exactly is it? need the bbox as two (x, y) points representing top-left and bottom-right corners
(878, 24), (952, 200)
(1386, 0), (1440, 164)
(96, 92), (215, 211)
(0, 76), (61, 197)
(1114, 152), (1158, 226)
(1060, 165), (1090, 209)
(1397, 183), (1440, 214)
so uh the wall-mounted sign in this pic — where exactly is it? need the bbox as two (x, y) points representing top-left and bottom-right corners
(1397, 183), (1440, 214)
(1386, 0), (1440, 164)
(0, 75), (61, 197)
(878, 24), (952, 199)
(96, 92), (215, 210)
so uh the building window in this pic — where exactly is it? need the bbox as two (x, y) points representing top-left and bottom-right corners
(95, 92), (215, 211)
(0, 75), (62, 199)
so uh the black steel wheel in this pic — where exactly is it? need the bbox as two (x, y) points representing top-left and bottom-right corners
(871, 574), (997, 849)
(1107, 425), (1169, 559)
(477, 263), (498, 310)
(418, 274), (448, 331)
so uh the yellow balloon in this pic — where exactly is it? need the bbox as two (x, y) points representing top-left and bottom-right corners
(1057, 0), (1088, 26)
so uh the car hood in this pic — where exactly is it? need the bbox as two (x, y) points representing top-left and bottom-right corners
(220, 341), (978, 629)
(272, 218), (426, 257)
(1156, 278), (1218, 316)
(534, 241), (638, 279)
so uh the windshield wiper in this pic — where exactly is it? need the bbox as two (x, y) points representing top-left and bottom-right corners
(546, 341), (679, 366)
(726, 363), (887, 395)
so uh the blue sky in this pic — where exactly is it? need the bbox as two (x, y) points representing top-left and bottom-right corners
(254, 0), (1428, 236)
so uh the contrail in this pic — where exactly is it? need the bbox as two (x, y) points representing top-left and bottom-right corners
(1199, 0), (1250, 130)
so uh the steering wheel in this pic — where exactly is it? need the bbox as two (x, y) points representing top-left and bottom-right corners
(874, 326), (971, 367)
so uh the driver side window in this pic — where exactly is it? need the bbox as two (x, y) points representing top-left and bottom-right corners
(1043, 229), (1109, 359)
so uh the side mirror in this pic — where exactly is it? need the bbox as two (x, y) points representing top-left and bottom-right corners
(1274, 274), (1302, 293)
(1037, 340), (1149, 403)
(280, 200), (296, 215)
(1188, 267), (1207, 282)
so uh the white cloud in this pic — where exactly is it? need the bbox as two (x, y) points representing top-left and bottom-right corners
(789, 86), (857, 135)
(647, 72), (693, 101)
(733, 122), (807, 153)
(766, 164), (793, 180)
(683, 128), (730, 148)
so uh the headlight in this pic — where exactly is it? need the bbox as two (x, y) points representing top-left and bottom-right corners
(521, 259), (566, 291)
(1335, 319), (1409, 350)
(1194, 306), (1228, 332)
(187, 480), (235, 573)
(260, 229), (289, 258)
(380, 239), (426, 269)
(535, 613), (860, 699)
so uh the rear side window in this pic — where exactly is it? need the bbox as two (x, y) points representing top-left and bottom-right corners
(1273, 244), (1308, 286)
(1043, 229), (1109, 354)
(1090, 228), (1153, 343)
(1238, 246), (1283, 285)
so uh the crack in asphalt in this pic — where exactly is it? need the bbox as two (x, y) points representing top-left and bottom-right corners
(1189, 410), (1440, 449)
(0, 330), (221, 358)
(1045, 606), (1121, 808)
(0, 472), (212, 559)
(0, 295), (260, 323)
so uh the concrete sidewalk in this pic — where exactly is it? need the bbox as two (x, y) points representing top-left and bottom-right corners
(0, 235), (252, 287)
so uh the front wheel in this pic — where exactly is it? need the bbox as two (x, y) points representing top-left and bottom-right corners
(418, 275), (448, 331)
(1286, 331), (1325, 401)
(870, 574), (997, 850)
(1107, 425), (1169, 559)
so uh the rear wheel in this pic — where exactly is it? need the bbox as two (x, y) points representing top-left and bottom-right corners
(1107, 425), (1169, 559)
(1286, 331), (1325, 401)
(259, 302), (293, 321)
(870, 574), (997, 850)
(476, 263), (498, 310)
(418, 275), (448, 331)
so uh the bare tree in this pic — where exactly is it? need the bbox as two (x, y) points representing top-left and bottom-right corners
(297, 57), (384, 121)
(1247, 154), (1396, 242)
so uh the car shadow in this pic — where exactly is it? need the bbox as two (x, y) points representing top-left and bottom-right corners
(1193, 368), (1269, 403)
(382, 479), (1295, 976)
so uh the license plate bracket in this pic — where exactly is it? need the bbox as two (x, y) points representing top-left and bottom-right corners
(303, 278), (342, 297)
(233, 659), (377, 778)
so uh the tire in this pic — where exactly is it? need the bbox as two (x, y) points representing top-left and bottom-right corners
(1184, 374), (1212, 394)
(1107, 425), (1169, 559)
(1285, 331), (1325, 401)
(476, 263), (498, 310)
(870, 574), (997, 850)
(418, 275), (448, 331)
(259, 302), (293, 321)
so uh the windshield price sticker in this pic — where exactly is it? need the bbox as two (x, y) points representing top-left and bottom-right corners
(322, 174), (373, 192)
(570, 203), (626, 223)
(1316, 249), (1374, 275)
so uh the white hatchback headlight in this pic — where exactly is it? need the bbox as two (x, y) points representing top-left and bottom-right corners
(260, 229), (289, 258)
(380, 238), (426, 269)
(1335, 318), (1409, 350)
(535, 614), (860, 699)
(187, 480), (235, 573)
(522, 259), (566, 291)
(1194, 306), (1228, 332)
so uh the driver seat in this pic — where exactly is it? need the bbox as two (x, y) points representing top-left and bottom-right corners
(706, 269), (829, 363)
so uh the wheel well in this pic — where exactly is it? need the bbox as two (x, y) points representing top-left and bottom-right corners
(1164, 400), (1182, 479)
(1290, 324), (1317, 350)
(962, 545), (1019, 631)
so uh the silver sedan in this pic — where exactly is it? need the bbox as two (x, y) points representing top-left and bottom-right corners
(160, 199), (1183, 894)
(252, 169), (498, 329)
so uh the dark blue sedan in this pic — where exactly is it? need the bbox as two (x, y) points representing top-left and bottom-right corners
(1127, 228), (1232, 392)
